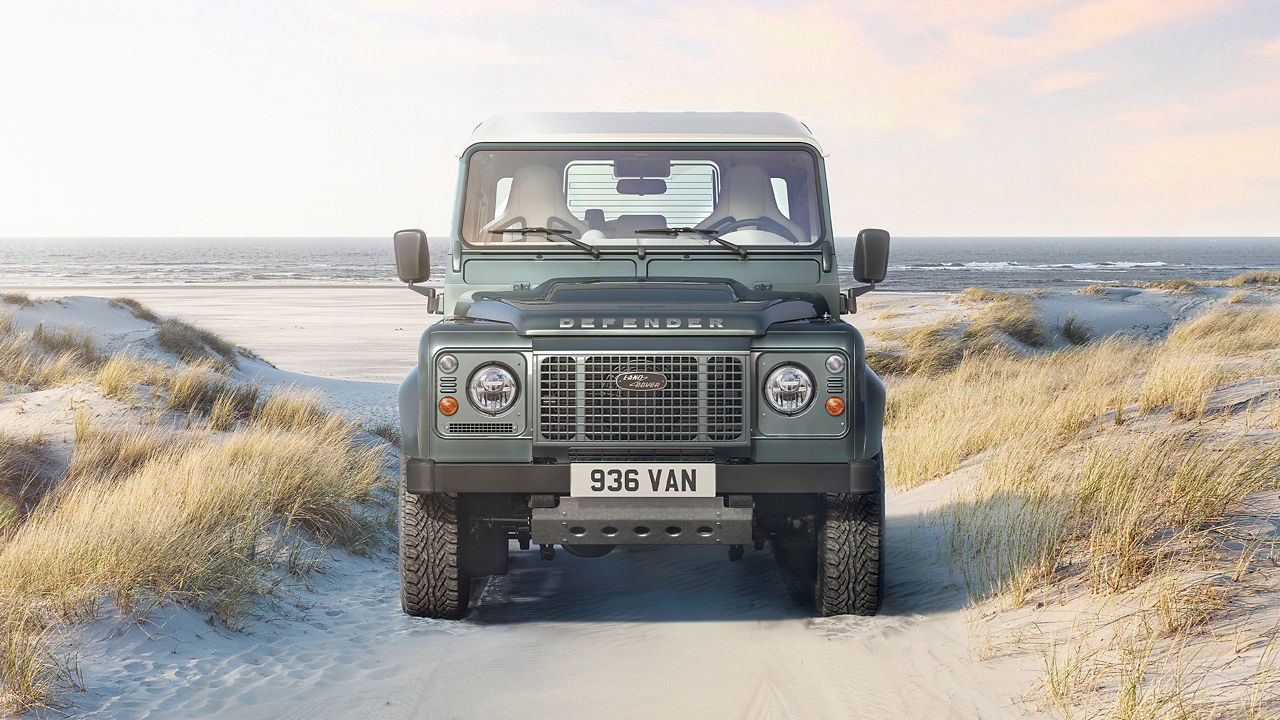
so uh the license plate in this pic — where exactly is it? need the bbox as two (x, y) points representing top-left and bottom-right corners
(570, 463), (716, 498)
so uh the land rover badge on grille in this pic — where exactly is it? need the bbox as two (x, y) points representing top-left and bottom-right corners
(614, 371), (668, 391)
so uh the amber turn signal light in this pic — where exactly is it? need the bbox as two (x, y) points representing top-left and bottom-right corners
(438, 396), (458, 416)
(825, 397), (845, 416)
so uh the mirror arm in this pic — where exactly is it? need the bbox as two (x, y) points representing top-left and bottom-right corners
(408, 283), (441, 314)
(840, 283), (876, 314)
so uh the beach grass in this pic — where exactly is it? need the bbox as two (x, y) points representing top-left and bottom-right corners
(0, 387), (385, 712)
(31, 324), (99, 366)
(155, 319), (238, 368)
(107, 297), (160, 323)
(877, 301), (1280, 716)
(1060, 312), (1090, 345)
(0, 319), (89, 391)
(368, 422), (401, 446)
(94, 351), (169, 403)
(1, 293), (33, 308)
(1140, 279), (1202, 293)
(1164, 308), (1280, 356)
(1225, 270), (1280, 289)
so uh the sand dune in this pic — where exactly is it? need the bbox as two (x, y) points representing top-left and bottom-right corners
(2, 284), (1277, 719)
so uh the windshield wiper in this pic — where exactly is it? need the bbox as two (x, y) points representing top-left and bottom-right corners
(491, 227), (599, 258)
(635, 227), (747, 259)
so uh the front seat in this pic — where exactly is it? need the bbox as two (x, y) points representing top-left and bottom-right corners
(696, 165), (806, 243)
(482, 165), (588, 238)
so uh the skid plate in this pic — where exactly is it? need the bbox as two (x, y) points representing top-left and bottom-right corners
(531, 497), (752, 545)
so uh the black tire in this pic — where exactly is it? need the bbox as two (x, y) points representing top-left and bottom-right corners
(815, 490), (882, 616)
(399, 483), (470, 619)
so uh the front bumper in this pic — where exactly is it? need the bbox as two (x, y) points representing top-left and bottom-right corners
(403, 458), (881, 495)
(531, 497), (753, 546)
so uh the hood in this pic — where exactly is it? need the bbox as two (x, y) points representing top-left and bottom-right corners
(464, 279), (827, 336)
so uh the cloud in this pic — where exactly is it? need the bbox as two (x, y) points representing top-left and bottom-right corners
(1076, 126), (1280, 229)
(1255, 37), (1280, 57)
(1033, 70), (1107, 93)
(340, 0), (543, 19)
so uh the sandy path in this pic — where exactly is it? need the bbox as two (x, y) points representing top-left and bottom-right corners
(69, 486), (1036, 720)
(8, 287), (1045, 719)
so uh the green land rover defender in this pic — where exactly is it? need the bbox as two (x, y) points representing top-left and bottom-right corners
(393, 112), (890, 619)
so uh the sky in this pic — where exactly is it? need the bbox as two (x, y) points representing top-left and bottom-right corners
(1, 0), (1278, 238)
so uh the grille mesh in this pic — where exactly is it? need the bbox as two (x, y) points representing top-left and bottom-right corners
(447, 422), (515, 434)
(538, 355), (745, 443)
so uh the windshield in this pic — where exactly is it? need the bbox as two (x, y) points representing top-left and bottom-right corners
(459, 146), (824, 249)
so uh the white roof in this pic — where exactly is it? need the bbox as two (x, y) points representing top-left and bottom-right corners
(467, 112), (822, 150)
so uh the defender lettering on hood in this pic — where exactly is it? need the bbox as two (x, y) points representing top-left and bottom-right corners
(558, 317), (725, 329)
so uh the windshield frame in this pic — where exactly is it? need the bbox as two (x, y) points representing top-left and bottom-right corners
(455, 142), (830, 253)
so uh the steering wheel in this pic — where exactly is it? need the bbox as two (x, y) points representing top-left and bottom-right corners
(706, 216), (801, 244)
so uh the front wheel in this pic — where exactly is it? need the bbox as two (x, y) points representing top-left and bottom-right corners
(399, 485), (470, 619)
(815, 490), (883, 616)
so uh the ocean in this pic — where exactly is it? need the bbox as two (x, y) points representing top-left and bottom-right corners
(1, 236), (1277, 293)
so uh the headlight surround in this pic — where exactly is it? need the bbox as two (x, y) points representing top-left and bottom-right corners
(763, 364), (815, 415)
(467, 363), (519, 415)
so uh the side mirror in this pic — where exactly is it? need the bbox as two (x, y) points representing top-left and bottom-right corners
(393, 229), (431, 284)
(853, 228), (890, 285)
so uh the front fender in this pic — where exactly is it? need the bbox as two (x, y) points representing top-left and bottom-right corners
(862, 365), (885, 457)
(398, 365), (421, 458)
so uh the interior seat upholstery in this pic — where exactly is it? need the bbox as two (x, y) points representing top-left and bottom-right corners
(696, 165), (805, 242)
(481, 165), (588, 238)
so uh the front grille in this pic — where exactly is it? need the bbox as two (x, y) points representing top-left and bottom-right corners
(447, 422), (515, 435)
(538, 354), (746, 444)
(567, 448), (716, 463)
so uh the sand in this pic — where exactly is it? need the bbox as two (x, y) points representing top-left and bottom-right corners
(1, 283), (1271, 719)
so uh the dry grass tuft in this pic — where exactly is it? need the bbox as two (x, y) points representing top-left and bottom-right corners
(31, 324), (99, 366)
(64, 423), (177, 485)
(94, 352), (168, 402)
(253, 388), (329, 431)
(0, 410), (384, 709)
(158, 363), (229, 412)
(155, 319), (237, 368)
(945, 431), (1277, 601)
(1080, 284), (1113, 298)
(0, 433), (50, 524)
(1060, 313), (1091, 346)
(1, 293), (33, 308)
(1165, 308), (1280, 356)
(884, 340), (1149, 490)
(157, 363), (256, 419)
(1147, 580), (1228, 639)
(1225, 270), (1280, 288)
(868, 320), (966, 376)
(871, 296), (1048, 376)
(1224, 290), (1249, 305)
(1141, 279), (1202, 293)
(1, 602), (80, 715)
(107, 297), (159, 323)
(368, 422), (401, 446)
(1138, 353), (1233, 420)
(0, 330), (81, 391)
(964, 294), (1045, 348)
(952, 287), (1007, 304)
(0, 420), (383, 607)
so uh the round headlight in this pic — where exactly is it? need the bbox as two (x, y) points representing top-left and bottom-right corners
(825, 354), (846, 374)
(763, 364), (814, 415)
(437, 354), (458, 373)
(467, 364), (518, 415)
